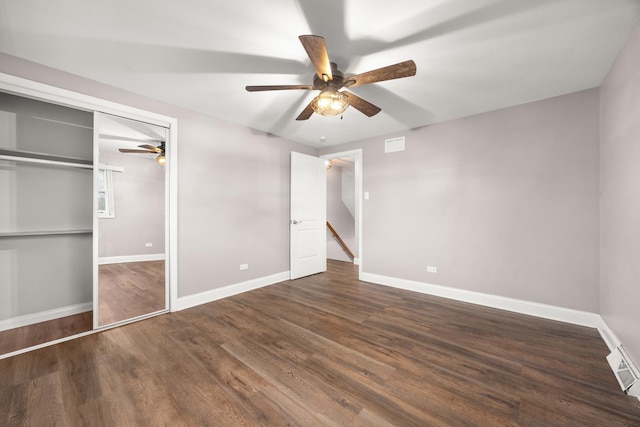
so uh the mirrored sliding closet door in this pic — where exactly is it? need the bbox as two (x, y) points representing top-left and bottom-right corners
(94, 113), (169, 328)
(0, 77), (176, 357)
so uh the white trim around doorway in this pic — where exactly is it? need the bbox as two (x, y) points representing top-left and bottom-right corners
(321, 149), (363, 279)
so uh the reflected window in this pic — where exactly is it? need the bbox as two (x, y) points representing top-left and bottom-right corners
(97, 169), (115, 218)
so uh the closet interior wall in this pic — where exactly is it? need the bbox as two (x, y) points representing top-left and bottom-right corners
(0, 92), (93, 330)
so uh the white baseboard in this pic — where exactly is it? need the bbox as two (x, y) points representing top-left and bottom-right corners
(597, 320), (622, 352)
(99, 253), (165, 265)
(175, 271), (290, 312)
(0, 302), (92, 332)
(360, 272), (603, 328)
(353, 258), (360, 265)
(597, 320), (640, 402)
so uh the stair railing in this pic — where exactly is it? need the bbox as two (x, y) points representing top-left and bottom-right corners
(326, 221), (355, 261)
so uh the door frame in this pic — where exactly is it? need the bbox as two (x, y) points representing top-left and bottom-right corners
(320, 148), (363, 279)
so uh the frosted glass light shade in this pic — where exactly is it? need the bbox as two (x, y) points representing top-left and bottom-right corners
(311, 91), (349, 116)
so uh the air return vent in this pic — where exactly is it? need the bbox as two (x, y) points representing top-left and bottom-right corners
(607, 345), (640, 397)
(385, 136), (405, 153)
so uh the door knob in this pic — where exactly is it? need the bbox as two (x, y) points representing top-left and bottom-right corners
(291, 220), (302, 225)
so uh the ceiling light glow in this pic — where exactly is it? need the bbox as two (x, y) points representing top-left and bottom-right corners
(311, 91), (349, 116)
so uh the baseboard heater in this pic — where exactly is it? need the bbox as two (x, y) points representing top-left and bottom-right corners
(607, 345), (640, 397)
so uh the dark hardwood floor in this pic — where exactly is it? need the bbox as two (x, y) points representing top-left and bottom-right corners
(0, 260), (165, 356)
(0, 311), (93, 356)
(98, 260), (166, 326)
(1, 260), (639, 425)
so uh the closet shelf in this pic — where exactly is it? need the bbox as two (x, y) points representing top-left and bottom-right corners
(0, 148), (93, 169)
(0, 230), (93, 238)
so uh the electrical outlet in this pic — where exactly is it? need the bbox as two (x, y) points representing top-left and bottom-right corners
(145, 243), (153, 247)
(240, 264), (249, 271)
(427, 266), (437, 273)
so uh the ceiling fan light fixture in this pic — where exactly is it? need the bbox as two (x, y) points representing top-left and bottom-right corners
(156, 154), (166, 165)
(311, 90), (349, 116)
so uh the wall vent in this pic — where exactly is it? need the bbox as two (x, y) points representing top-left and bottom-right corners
(385, 136), (405, 153)
(607, 345), (640, 397)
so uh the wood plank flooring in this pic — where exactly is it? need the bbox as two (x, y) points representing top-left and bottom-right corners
(0, 312), (93, 356)
(0, 260), (165, 355)
(2, 260), (639, 425)
(98, 260), (166, 326)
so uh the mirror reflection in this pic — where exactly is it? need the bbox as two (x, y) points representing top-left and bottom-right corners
(96, 114), (167, 327)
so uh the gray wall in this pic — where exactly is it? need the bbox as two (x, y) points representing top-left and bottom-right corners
(98, 150), (165, 258)
(0, 235), (92, 320)
(322, 89), (601, 312)
(600, 22), (640, 365)
(176, 114), (314, 297)
(327, 164), (357, 262)
(0, 53), (315, 301)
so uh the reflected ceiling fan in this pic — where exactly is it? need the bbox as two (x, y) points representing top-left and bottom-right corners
(118, 140), (166, 165)
(246, 35), (417, 120)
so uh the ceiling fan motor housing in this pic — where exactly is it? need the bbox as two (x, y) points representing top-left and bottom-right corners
(314, 63), (346, 90)
(310, 63), (349, 116)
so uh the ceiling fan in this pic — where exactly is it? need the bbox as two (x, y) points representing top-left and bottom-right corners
(246, 35), (417, 120)
(118, 140), (166, 165)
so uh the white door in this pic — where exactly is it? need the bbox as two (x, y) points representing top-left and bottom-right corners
(290, 151), (327, 279)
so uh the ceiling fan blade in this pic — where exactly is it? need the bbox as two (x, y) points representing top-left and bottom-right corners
(299, 35), (332, 81)
(138, 144), (162, 152)
(118, 149), (156, 153)
(344, 91), (382, 117)
(296, 101), (315, 121)
(346, 60), (417, 88)
(245, 84), (314, 92)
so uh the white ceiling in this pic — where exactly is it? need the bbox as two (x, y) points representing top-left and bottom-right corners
(1, 0), (639, 147)
(97, 113), (167, 160)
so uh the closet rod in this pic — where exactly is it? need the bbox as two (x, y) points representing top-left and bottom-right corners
(0, 154), (93, 169)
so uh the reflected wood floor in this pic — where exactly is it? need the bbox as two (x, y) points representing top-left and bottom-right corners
(2, 260), (639, 425)
(98, 260), (166, 326)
